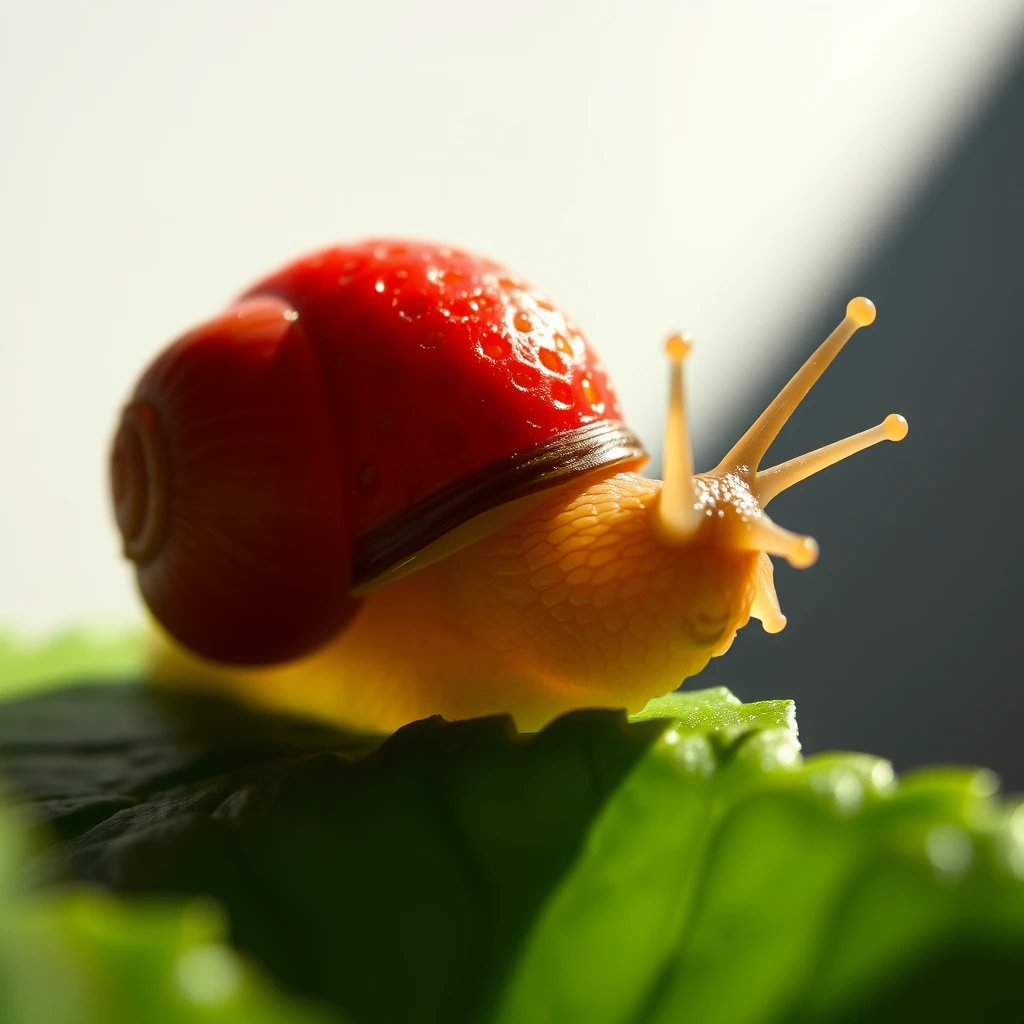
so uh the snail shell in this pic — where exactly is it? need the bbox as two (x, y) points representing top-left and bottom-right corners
(112, 241), (647, 664)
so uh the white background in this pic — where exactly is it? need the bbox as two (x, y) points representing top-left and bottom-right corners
(2, 1), (1023, 634)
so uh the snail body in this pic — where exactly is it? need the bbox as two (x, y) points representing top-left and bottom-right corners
(113, 241), (906, 731)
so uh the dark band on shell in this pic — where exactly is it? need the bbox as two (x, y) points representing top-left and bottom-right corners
(351, 421), (647, 589)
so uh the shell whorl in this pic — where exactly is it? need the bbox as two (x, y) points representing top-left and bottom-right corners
(111, 400), (169, 565)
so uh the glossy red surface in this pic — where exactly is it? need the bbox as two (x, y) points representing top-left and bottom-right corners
(243, 240), (626, 536)
(124, 297), (360, 664)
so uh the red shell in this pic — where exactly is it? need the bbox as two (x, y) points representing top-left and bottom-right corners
(113, 240), (645, 666)
(243, 240), (631, 540)
(113, 297), (359, 664)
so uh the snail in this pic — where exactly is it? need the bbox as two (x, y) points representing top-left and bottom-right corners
(110, 240), (907, 732)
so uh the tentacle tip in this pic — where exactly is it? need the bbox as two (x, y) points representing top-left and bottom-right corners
(762, 613), (787, 635)
(846, 296), (876, 327)
(884, 413), (908, 441)
(788, 536), (819, 569)
(665, 332), (692, 363)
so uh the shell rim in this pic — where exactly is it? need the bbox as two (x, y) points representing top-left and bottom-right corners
(350, 421), (648, 590)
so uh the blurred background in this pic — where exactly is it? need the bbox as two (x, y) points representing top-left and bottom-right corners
(2, 2), (1023, 781)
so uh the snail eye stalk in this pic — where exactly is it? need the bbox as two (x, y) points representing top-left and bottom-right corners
(717, 297), (880, 477)
(756, 412), (908, 506)
(720, 296), (907, 532)
(656, 333), (704, 541)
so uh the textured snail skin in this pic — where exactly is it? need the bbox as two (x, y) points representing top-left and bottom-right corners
(152, 473), (759, 732)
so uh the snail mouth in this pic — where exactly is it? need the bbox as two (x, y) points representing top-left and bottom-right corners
(111, 401), (169, 564)
(683, 611), (731, 647)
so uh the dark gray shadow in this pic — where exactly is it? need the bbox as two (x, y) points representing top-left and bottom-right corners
(690, 47), (1024, 788)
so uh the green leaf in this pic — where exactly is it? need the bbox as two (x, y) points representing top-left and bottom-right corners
(0, 801), (341, 1024)
(0, 629), (144, 701)
(1, 678), (1021, 1023)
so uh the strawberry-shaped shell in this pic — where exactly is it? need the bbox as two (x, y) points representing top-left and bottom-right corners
(111, 240), (647, 665)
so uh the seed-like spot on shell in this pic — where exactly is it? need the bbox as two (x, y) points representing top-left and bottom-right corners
(497, 275), (521, 291)
(550, 381), (574, 409)
(450, 297), (480, 320)
(480, 335), (509, 358)
(538, 349), (565, 374)
(421, 330), (445, 350)
(553, 332), (574, 356)
(374, 279), (386, 294)
(581, 376), (602, 408)
(534, 295), (556, 312)
(513, 312), (533, 334)
(511, 363), (540, 391)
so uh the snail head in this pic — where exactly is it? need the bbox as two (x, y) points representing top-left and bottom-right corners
(653, 297), (908, 633)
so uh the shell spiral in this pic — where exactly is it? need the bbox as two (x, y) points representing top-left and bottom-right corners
(111, 296), (358, 664)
